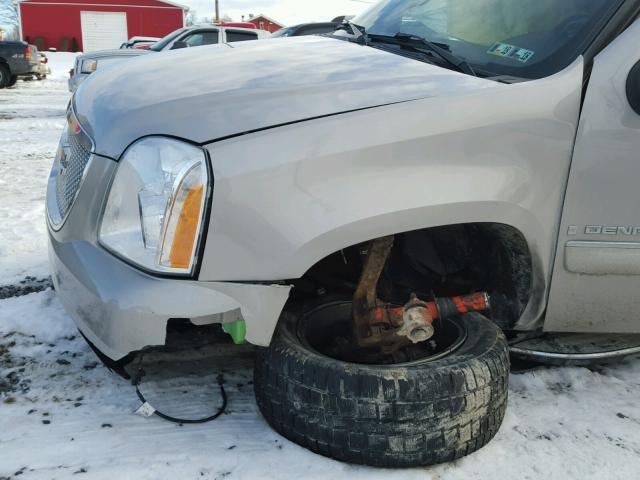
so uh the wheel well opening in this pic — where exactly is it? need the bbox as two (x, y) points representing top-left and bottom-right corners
(289, 223), (532, 330)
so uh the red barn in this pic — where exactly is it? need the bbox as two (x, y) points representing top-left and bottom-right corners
(246, 14), (284, 33)
(19, 0), (186, 52)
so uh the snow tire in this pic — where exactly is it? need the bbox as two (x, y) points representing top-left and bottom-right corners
(254, 301), (509, 468)
(0, 64), (10, 88)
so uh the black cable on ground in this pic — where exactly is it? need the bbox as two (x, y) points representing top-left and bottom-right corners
(132, 354), (227, 424)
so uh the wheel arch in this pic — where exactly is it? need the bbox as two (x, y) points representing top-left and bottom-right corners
(289, 207), (545, 331)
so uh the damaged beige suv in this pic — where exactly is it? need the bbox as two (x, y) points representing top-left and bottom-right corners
(47, 0), (640, 468)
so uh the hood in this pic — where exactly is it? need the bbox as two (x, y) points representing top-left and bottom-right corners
(74, 36), (495, 159)
(77, 48), (150, 61)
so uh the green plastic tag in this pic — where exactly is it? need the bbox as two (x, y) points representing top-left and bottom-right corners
(222, 320), (246, 345)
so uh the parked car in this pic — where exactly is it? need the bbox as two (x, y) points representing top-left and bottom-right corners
(35, 52), (51, 80)
(47, 0), (640, 469)
(68, 48), (143, 92)
(271, 22), (339, 37)
(132, 43), (156, 50)
(68, 25), (270, 92)
(119, 36), (160, 49)
(0, 41), (39, 88)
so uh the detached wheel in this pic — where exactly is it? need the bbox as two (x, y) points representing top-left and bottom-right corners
(0, 65), (10, 88)
(254, 299), (509, 468)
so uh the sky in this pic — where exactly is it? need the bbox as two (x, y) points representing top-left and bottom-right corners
(183, 0), (373, 25)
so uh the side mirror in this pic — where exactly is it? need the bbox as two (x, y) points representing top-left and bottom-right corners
(627, 60), (640, 115)
(171, 41), (188, 50)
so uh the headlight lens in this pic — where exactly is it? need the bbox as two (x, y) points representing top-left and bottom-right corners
(99, 137), (209, 275)
(80, 59), (97, 73)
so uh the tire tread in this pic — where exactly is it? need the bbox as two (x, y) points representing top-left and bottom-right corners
(254, 310), (509, 468)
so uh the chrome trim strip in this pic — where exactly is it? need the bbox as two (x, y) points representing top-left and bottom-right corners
(510, 344), (640, 360)
(566, 240), (640, 249)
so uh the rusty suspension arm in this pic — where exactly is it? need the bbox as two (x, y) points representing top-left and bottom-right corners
(351, 235), (395, 345)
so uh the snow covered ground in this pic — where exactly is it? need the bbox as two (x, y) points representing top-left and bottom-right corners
(0, 53), (75, 285)
(1, 53), (640, 480)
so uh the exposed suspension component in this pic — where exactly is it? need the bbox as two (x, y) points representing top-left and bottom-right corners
(351, 236), (490, 355)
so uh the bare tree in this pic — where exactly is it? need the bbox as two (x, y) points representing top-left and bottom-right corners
(0, 0), (19, 29)
(2, 25), (18, 40)
(185, 8), (197, 26)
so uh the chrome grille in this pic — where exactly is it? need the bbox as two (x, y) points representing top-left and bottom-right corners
(47, 107), (94, 230)
(54, 127), (91, 221)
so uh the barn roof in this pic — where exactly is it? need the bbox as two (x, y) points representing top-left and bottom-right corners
(18, 0), (188, 10)
(247, 14), (285, 28)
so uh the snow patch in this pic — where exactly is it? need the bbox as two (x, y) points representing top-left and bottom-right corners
(45, 52), (80, 81)
(1, 49), (640, 480)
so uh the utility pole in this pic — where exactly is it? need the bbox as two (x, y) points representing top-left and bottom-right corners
(215, 0), (220, 22)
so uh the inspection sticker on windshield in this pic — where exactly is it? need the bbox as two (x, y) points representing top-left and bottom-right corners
(487, 43), (534, 63)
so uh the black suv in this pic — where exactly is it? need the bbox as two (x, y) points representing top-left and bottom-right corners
(0, 41), (39, 88)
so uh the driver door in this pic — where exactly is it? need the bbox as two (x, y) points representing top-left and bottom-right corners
(545, 18), (640, 333)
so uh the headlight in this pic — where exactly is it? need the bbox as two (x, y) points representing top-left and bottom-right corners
(80, 59), (97, 73)
(99, 137), (210, 275)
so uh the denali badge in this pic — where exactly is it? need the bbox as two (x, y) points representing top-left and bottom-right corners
(568, 225), (640, 236)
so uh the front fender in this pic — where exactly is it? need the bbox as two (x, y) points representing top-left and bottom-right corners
(201, 59), (584, 329)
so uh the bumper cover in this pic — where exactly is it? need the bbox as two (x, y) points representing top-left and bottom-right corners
(49, 235), (291, 360)
(46, 143), (291, 361)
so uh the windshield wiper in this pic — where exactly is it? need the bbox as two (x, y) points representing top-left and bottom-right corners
(367, 32), (477, 77)
(335, 20), (369, 45)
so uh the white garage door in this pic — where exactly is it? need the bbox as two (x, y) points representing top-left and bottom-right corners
(80, 11), (128, 52)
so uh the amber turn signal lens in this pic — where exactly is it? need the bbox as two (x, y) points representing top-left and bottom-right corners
(169, 185), (204, 269)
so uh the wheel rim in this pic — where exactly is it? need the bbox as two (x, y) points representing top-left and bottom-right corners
(297, 300), (467, 366)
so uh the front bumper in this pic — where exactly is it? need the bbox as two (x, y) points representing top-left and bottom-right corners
(48, 236), (290, 360)
(47, 150), (291, 361)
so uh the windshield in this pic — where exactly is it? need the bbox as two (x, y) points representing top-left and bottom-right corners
(351, 0), (623, 78)
(150, 28), (188, 51)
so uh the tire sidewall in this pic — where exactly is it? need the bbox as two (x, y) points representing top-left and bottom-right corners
(0, 65), (8, 88)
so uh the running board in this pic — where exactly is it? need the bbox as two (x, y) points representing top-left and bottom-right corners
(509, 332), (640, 365)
